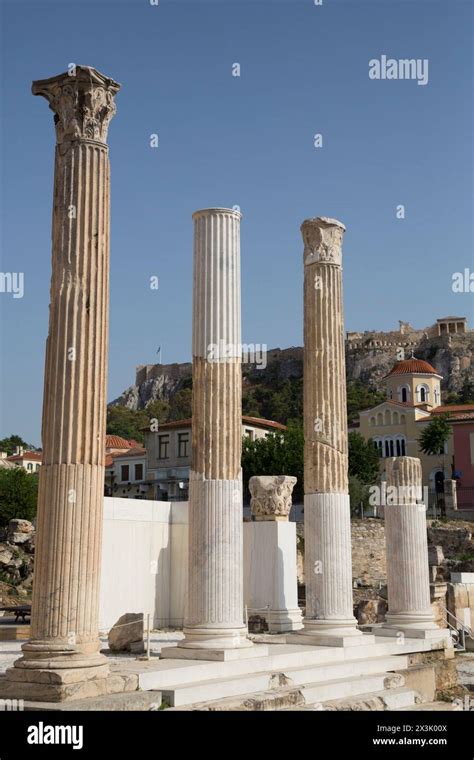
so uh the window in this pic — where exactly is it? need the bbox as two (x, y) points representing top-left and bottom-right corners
(178, 433), (189, 458)
(369, 417), (375, 427)
(36, 464), (40, 471)
(135, 463), (143, 480)
(158, 435), (169, 460)
(389, 440), (394, 457)
(417, 384), (429, 403)
(121, 465), (129, 482)
(245, 428), (254, 440)
(401, 387), (408, 403)
(385, 440), (390, 457)
(27, 462), (33, 471)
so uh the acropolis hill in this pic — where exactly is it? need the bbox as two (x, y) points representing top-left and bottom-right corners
(111, 317), (474, 411)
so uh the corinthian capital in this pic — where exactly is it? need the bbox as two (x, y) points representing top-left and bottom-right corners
(32, 66), (121, 145)
(249, 475), (297, 521)
(301, 216), (346, 267)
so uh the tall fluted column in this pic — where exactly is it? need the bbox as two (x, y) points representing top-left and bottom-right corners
(162, 208), (254, 661)
(4, 67), (120, 700)
(290, 217), (368, 647)
(377, 457), (447, 640)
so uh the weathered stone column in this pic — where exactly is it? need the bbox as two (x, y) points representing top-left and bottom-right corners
(162, 208), (256, 661)
(244, 476), (303, 632)
(290, 217), (367, 647)
(444, 479), (458, 512)
(377, 457), (448, 641)
(3, 67), (120, 700)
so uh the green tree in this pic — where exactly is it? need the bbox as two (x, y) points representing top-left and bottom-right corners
(145, 398), (170, 424)
(444, 391), (460, 405)
(348, 475), (372, 516)
(346, 381), (386, 425)
(106, 406), (148, 443)
(241, 423), (304, 502)
(418, 415), (451, 457)
(242, 389), (262, 418)
(418, 414), (451, 482)
(168, 388), (192, 421)
(460, 379), (474, 404)
(348, 432), (380, 483)
(0, 469), (38, 525)
(267, 379), (303, 425)
(0, 435), (35, 456)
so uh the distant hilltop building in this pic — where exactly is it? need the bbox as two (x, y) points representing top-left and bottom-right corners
(346, 316), (469, 350)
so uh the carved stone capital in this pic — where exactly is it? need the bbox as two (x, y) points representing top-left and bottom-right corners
(301, 217), (345, 267)
(32, 66), (121, 145)
(249, 475), (297, 521)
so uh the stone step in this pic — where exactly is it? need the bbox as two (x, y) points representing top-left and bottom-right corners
(274, 654), (409, 688)
(155, 654), (409, 708)
(162, 669), (403, 708)
(392, 701), (462, 711)
(314, 687), (418, 711)
(23, 691), (163, 712)
(300, 673), (402, 706)
(137, 638), (436, 692)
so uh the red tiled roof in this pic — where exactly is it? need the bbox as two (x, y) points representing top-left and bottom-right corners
(142, 416), (287, 432)
(384, 359), (439, 378)
(105, 434), (131, 449)
(360, 400), (415, 414)
(449, 414), (474, 424)
(6, 451), (42, 462)
(431, 404), (474, 414)
(416, 404), (474, 423)
(112, 447), (146, 459)
(242, 416), (287, 431)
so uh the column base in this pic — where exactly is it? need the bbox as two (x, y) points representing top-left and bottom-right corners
(0, 663), (116, 703)
(287, 619), (374, 647)
(160, 644), (268, 662)
(162, 625), (264, 661)
(374, 614), (452, 642)
(267, 609), (303, 634)
(162, 625), (256, 660)
(0, 639), (113, 702)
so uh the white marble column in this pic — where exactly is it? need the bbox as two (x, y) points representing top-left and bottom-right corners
(2, 67), (120, 701)
(162, 208), (257, 661)
(377, 457), (448, 640)
(289, 217), (368, 647)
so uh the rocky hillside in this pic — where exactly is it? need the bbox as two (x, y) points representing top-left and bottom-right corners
(110, 331), (474, 417)
(347, 332), (474, 396)
(0, 519), (34, 605)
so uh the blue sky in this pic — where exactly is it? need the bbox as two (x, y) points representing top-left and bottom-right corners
(0, 0), (473, 445)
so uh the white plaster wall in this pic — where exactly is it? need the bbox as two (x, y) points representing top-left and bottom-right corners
(100, 498), (299, 633)
(99, 498), (187, 631)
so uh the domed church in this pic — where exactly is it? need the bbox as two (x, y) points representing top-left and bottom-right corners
(358, 356), (473, 508)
